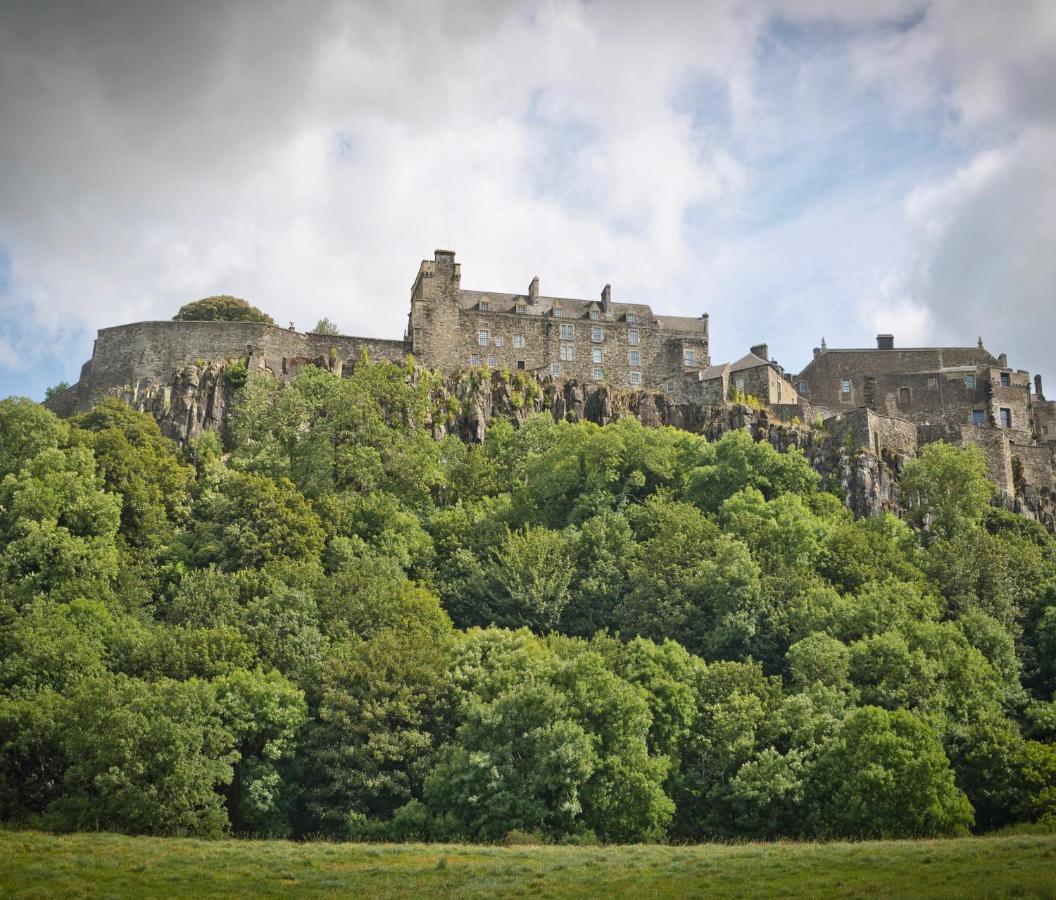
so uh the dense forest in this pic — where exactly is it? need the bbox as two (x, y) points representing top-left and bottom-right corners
(2, 359), (1055, 843)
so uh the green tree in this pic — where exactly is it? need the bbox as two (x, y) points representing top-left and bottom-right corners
(310, 317), (342, 335)
(185, 471), (324, 571)
(805, 706), (973, 838)
(901, 442), (993, 539)
(173, 295), (273, 324)
(0, 447), (121, 604)
(0, 398), (68, 481)
(47, 675), (235, 836)
(213, 668), (307, 836)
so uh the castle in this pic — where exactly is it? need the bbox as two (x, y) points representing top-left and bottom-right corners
(46, 248), (1056, 503)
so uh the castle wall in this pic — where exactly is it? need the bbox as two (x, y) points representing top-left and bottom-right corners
(824, 408), (918, 458)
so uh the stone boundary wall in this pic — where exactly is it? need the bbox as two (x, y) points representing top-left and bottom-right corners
(54, 321), (409, 413)
(823, 408), (918, 458)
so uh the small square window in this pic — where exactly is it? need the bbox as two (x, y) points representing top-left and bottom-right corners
(684, 350), (695, 366)
(627, 314), (637, 325)
(629, 371), (642, 385)
(972, 409), (985, 426)
(513, 335), (524, 349)
(592, 366), (603, 381)
(798, 380), (809, 393)
(841, 378), (852, 394)
(1001, 372), (1011, 387)
(629, 350), (640, 366)
(551, 363), (561, 376)
(479, 300), (489, 312)
(553, 307), (563, 317)
(494, 336), (503, 348)
(591, 326), (604, 343)
(478, 329), (489, 347)
(516, 304), (526, 315)
(965, 374), (976, 389)
(628, 329), (640, 346)
(470, 354), (479, 366)
(590, 310), (599, 321)
(517, 360), (525, 370)
(592, 348), (603, 364)
(560, 324), (575, 341)
(665, 380), (674, 394)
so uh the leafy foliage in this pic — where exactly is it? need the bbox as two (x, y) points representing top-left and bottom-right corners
(1, 361), (1054, 842)
(173, 296), (274, 324)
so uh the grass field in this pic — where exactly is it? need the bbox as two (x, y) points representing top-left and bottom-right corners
(2, 829), (1055, 898)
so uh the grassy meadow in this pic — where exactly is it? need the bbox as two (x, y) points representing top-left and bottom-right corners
(2, 829), (1055, 898)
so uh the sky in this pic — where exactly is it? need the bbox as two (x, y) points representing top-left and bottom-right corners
(0, 0), (1054, 400)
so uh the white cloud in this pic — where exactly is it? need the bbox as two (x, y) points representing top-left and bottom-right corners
(0, 0), (1053, 395)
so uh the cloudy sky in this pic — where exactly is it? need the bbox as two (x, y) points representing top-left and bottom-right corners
(0, 0), (1054, 399)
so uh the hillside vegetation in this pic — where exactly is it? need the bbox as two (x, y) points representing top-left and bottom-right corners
(1, 359), (1055, 843)
(3, 830), (1056, 898)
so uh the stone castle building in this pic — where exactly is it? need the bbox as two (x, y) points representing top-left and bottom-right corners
(408, 249), (710, 390)
(46, 248), (1055, 504)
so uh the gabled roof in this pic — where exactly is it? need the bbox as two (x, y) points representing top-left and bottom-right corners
(730, 352), (769, 373)
(700, 362), (730, 381)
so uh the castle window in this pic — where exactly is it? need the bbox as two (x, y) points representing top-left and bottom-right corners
(1001, 372), (1011, 386)
(627, 314), (637, 325)
(560, 324), (575, 341)
(1001, 408), (1012, 428)
(665, 380), (674, 394)
(972, 409), (985, 425)
(560, 344), (575, 362)
(629, 350), (640, 366)
(799, 380), (809, 393)
(684, 349), (695, 366)
(470, 354), (480, 366)
(591, 326), (604, 343)
(516, 304), (526, 315)
(553, 306), (563, 317)
(628, 329), (640, 346)
(735, 377), (745, 394)
(1044, 425), (1050, 434)
(899, 387), (911, 404)
(592, 348), (603, 364)
(592, 366), (603, 381)
(494, 336), (503, 348)
(487, 355), (495, 368)
(517, 360), (525, 370)
(590, 310), (599, 321)
(841, 378), (852, 394)
(928, 376), (938, 390)
(630, 371), (642, 386)
(513, 335), (524, 349)
(478, 329), (489, 346)
(479, 300), (490, 312)
(965, 374), (976, 389)
(551, 363), (562, 376)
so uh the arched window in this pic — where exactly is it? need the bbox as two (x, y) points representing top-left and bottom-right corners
(899, 387), (911, 404)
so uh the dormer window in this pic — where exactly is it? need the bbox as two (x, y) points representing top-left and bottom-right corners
(590, 310), (599, 321)
(553, 306), (563, 317)
(627, 314), (637, 325)
(480, 300), (489, 312)
(516, 304), (526, 315)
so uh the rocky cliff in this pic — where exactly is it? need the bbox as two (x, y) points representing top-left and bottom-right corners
(63, 357), (1056, 530)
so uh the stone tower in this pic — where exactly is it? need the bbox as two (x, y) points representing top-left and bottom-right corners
(408, 249), (461, 370)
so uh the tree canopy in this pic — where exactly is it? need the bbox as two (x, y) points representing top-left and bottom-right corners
(173, 296), (274, 325)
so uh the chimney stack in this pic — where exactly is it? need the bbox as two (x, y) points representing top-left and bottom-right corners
(1035, 373), (1044, 400)
(529, 276), (539, 303)
(877, 334), (894, 350)
(601, 284), (611, 311)
(750, 343), (769, 361)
